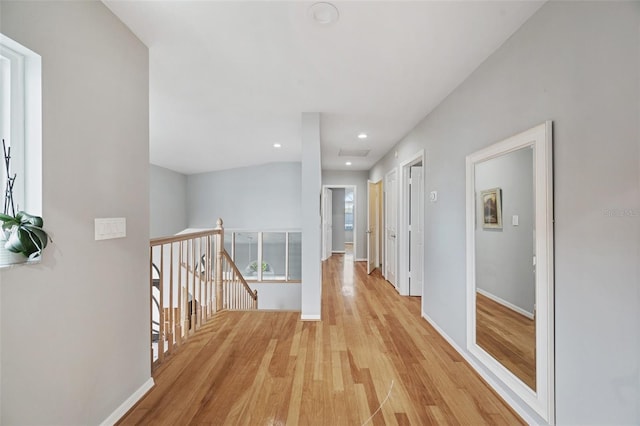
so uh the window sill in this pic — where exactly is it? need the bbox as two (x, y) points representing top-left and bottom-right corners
(0, 257), (41, 270)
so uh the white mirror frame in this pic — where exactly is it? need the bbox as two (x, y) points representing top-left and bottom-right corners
(466, 121), (554, 423)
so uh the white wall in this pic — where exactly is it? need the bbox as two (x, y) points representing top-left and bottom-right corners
(322, 170), (369, 260)
(187, 162), (301, 230)
(475, 147), (534, 315)
(370, 2), (639, 423)
(150, 164), (188, 238)
(0, 1), (150, 424)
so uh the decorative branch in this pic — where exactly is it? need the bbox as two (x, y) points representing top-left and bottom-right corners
(2, 139), (16, 217)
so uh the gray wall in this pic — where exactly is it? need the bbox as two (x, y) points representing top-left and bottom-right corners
(0, 1), (150, 424)
(301, 113), (322, 319)
(150, 164), (188, 238)
(187, 162), (301, 230)
(331, 188), (346, 251)
(475, 147), (534, 315)
(370, 2), (639, 424)
(249, 283), (301, 311)
(322, 170), (368, 260)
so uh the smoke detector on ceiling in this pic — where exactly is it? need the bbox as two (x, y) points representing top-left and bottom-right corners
(308, 2), (339, 25)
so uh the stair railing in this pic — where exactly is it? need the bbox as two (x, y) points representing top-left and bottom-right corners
(149, 218), (257, 371)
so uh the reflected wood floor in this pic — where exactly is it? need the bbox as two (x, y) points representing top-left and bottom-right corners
(476, 293), (536, 390)
(119, 253), (524, 425)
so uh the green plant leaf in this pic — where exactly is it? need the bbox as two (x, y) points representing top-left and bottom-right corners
(22, 225), (49, 249)
(4, 229), (26, 255)
(16, 211), (43, 227)
(18, 228), (39, 257)
(0, 213), (18, 226)
(1, 211), (49, 258)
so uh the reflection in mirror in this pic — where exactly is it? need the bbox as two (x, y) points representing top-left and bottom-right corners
(474, 146), (536, 390)
(465, 121), (554, 423)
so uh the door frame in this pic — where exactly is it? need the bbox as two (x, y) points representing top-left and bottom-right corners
(367, 179), (382, 274)
(321, 184), (357, 260)
(384, 167), (398, 288)
(399, 150), (425, 296)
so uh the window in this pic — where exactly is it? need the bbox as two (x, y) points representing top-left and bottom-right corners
(0, 34), (42, 215)
(261, 232), (286, 280)
(344, 190), (354, 231)
(224, 230), (301, 282)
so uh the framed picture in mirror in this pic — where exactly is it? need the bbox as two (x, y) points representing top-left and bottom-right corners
(481, 187), (502, 229)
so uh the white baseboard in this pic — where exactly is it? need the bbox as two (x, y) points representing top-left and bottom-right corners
(355, 258), (367, 262)
(476, 288), (534, 320)
(100, 377), (154, 426)
(300, 314), (321, 321)
(420, 311), (536, 426)
(332, 250), (346, 254)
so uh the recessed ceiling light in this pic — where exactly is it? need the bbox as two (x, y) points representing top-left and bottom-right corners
(345, 161), (352, 166)
(273, 143), (282, 148)
(308, 2), (339, 25)
(357, 133), (367, 139)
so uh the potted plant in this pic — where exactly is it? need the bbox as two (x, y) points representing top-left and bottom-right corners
(0, 139), (50, 264)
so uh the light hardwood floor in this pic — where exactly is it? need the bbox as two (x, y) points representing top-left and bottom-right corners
(119, 253), (524, 425)
(476, 292), (536, 390)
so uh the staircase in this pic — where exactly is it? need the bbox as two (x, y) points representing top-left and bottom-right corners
(149, 218), (257, 371)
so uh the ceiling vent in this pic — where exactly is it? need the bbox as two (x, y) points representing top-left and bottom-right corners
(338, 149), (370, 157)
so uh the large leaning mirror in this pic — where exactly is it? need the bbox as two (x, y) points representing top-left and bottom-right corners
(466, 122), (554, 423)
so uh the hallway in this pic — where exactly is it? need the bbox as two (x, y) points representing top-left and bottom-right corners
(118, 253), (523, 425)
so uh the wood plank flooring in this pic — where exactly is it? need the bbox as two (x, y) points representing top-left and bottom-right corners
(119, 253), (524, 425)
(476, 292), (536, 390)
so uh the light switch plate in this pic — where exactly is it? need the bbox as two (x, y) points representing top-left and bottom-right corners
(512, 215), (519, 226)
(95, 218), (126, 240)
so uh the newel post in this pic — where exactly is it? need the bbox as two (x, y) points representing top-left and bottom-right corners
(215, 218), (224, 311)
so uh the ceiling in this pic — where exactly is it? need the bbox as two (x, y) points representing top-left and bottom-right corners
(103, 1), (544, 175)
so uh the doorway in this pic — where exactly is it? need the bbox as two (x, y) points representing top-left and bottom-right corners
(384, 168), (398, 288)
(321, 185), (357, 261)
(367, 180), (383, 274)
(321, 187), (333, 261)
(400, 151), (425, 297)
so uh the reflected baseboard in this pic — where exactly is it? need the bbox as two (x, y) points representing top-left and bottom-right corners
(476, 288), (534, 320)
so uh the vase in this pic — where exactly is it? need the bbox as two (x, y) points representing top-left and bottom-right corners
(0, 241), (27, 266)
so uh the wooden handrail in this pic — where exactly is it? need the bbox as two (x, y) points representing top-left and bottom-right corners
(150, 228), (221, 247)
(149, 218), (259, 372)
(222, 249), (258, 302)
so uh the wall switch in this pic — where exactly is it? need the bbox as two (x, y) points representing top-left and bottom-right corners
(429, 191), (438, 202)
(95, 218), (126, 240)
(512, 215), (519, 226)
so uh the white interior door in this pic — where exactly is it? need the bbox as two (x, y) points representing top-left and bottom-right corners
(409, 166), (423, 296)
(367, 181), (378, 274)
(385, 169), (397, 287)
(322, 187), (333, 261)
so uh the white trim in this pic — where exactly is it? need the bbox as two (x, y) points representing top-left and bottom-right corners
(421, 312), (537, 426)
(331, 250), (346, 254)
(0, 34), (42, 214)
(100, 377), (154, 426)
(300, 314), (321, 321)
(476, 288), (534, 320)
(383, 168), (398, 287)
(465, 121), (554, 423)
(399, 150), (425, 297)
(355, 258), (367, 262)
